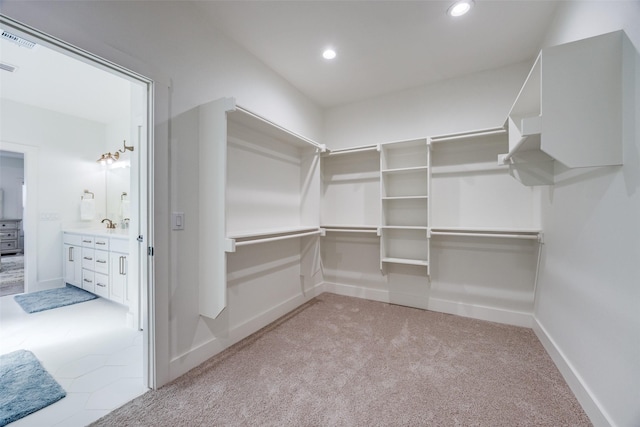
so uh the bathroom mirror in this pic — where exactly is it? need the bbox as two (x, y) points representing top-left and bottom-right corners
(105, 164), (130, 226)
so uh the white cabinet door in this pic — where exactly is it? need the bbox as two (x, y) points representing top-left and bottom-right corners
(63, 244), (82, 287)
(110, 252), (127, 305)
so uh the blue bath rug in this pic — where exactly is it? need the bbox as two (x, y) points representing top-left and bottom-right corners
(0, 350), (66, 426)
(14, 284), (97, 314)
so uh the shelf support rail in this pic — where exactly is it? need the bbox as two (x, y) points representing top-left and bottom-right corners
(226, 229), (322, 252)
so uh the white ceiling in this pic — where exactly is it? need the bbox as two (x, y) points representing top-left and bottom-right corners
(0, 1), (559, 120)
(195, 0), (560, 107)
(0, 29), (131, 124)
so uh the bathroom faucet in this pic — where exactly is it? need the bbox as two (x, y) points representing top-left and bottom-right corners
(101, 218), (116, 229)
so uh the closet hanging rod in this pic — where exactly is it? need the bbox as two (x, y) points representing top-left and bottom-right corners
(234, 106), (326, 152)
(232, 230), (322, 248)
(500, 136), (530, 164)
(324, 145), (379, 156)
(429, 127), (506, 144)
(430, 231), (540, 240)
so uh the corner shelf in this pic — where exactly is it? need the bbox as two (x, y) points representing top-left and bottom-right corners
(500, 30), (631, 186)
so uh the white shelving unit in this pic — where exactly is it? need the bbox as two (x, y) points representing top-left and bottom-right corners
(500, 30), (633, 186)
(321, 145), (380, 228)
(379, 139), (430, 272)
(429, 128), (543, 326)
(198, 98), (324, 319)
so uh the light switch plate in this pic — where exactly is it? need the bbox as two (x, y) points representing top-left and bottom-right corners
(171, 212), (185, 230)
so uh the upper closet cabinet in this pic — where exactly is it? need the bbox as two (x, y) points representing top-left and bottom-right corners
(379, 139), (430, 271)
(501, 30), (634, 185)
(198, 98), (324, 319)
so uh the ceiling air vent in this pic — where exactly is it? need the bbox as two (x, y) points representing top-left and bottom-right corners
(0, 62), (17, 73)
(1, 30), (36, 49)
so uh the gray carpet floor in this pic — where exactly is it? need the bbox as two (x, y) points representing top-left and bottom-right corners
(0, 255), (24, 297)
(91, 293), (591, 426)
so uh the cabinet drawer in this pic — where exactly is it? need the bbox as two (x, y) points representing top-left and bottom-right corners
(1, 241), (17, 251)
(0, 230), (18, 240)
(63, 233), (82, 246)
(82, 269), (95, 293)
(94, 272), (109, 297)
(81, 235), (95, 248)
(82, 248), (95, 270)
(0, 221), (18, 230)
(94, 236), (109, 250)
(110, 238), (129, 254)
(94, 250), (109, 274)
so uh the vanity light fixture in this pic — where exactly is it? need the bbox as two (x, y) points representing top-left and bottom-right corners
(322, 48), (337, 60)
(97, 140), (134, 165)
(447, 0), (474, 17)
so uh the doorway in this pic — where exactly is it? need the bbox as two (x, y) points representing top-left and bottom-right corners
(0, 13), (155, 421)
(0, 150), (25, 297)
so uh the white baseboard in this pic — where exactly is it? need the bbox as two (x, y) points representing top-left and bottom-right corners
(532, 318), (612, 427)
(323, 281), (431, 309)
(427, 297), (533, 328)
(169, 282), (324, 381)
(322, 281), (390, 303)
(324, 282), (531, 327)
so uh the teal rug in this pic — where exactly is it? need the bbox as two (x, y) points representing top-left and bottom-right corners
(14, 284), (97, 314)
(0, 350), (66, 426)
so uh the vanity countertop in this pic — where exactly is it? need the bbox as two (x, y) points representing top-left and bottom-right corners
(63, 228), (130, 239)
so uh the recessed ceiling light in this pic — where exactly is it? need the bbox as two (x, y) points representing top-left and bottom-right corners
(447, 0), (474, 17)
(322, 48), (336, 60)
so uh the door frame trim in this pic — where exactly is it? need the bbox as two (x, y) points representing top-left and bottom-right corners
(0, 14), (156, 389)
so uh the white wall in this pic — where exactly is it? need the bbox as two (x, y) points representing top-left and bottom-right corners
(531, 2), (640, 427)
(1, 0), (324, 387)
(0, 99), (107, 290)
(324, 61), (530, 149)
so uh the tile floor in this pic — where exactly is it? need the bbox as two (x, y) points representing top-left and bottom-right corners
(1, 293), (147, 426)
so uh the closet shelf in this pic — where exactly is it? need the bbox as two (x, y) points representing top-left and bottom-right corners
(381, 225), (428, 230)
(382, 196), (428, 200)
(322, 225), (379, 234)
(231, 106), (326, 152)
(227, 226), (320, 240)
(381, 257), (429, 267)
(498, 31), (630, 184)
(431, 162), (507, 175)
(429, 227), (542, 241)
(323, 144), (379, 156)
(381, 166), (428, 174)
(226, 227), (322, 252)
(429, 127), (507, 144)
